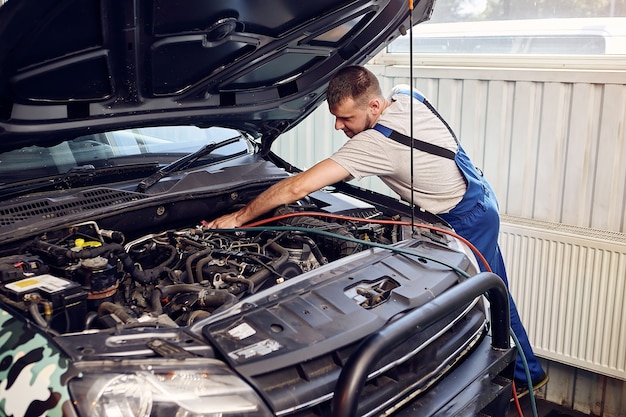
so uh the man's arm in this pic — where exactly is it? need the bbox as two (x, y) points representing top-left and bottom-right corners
(205, 158), (350, 228)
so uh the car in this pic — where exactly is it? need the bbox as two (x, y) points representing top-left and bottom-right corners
(0, 1), (515, 417)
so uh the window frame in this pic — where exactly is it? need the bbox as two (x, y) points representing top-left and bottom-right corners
(375, 17), (626, 71)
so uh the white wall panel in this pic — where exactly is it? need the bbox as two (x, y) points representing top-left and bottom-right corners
(594, 84), (626, 231)
(564, 83), (602, 227)
(535, 82), (570, 223)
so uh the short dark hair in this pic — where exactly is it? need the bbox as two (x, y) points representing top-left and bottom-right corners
(327, 65), (382, 108)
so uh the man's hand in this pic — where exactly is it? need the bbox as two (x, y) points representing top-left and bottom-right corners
(203, 210), (244, 229)
(204, 159), (350, 230)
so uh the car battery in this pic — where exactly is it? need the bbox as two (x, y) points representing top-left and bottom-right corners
(1, 274), (88, 332)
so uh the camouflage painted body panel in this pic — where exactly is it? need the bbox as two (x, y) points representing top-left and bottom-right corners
(0, 307), (75, 417)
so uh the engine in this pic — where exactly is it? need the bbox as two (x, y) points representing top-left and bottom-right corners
(0, 204), (401, 336)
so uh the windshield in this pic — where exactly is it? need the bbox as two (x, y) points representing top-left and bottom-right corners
(0, 126), (248, 184)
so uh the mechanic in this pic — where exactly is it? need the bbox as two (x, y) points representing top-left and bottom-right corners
(206, 65), (548, 396)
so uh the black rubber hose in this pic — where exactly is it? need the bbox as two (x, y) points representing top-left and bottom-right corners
(287, 233), (328, 265)
(151, 289), (164, 315)
(155, 284), (236, 308)
(247, 241), (290, 292)
(185, 248), (214, 284)
(84, 311), (99, 330)
(117, 251), (170, 284)
(27, 303), (61, 336)
(97, 301), (133, 323)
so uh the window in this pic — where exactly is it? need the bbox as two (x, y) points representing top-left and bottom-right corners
(388, 18), (626, 55)
(386, 0), (626, 58)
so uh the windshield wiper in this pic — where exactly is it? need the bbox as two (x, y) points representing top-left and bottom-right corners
(0, 165), (97, 200)
(0, 163), (161, 200)
(136, 135), (243, 192)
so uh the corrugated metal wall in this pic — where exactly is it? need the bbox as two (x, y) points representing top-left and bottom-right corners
(273, 63), (626, 414)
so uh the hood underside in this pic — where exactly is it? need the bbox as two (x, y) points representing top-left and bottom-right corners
(0, 0), (434, 152)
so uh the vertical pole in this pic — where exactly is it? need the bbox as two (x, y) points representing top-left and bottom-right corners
(408, 0), (416, 236)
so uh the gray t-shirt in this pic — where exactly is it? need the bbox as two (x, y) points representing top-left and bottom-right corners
(330, 85), (466, 214)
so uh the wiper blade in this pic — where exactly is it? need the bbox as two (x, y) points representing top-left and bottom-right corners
(136, 135), (243, 192)
(0, 163), (162, 200)
(0, 165), (96, 200)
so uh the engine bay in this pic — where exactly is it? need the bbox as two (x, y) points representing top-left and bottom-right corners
(0, 199), (428, 336)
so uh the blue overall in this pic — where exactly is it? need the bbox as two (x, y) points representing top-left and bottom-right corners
(374, 90), (545, 383)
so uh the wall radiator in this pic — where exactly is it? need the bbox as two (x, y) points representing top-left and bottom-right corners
(499, 216), (626, 381)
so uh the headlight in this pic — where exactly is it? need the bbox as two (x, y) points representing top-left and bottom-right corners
(69, 359), (272, 417)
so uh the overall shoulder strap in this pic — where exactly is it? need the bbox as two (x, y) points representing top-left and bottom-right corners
(372, 123), (456, 161)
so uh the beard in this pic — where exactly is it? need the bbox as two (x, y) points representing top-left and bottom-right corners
(343, 114), (372, 138)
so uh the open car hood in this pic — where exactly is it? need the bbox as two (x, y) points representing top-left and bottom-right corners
(0, 0), (434, 153)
